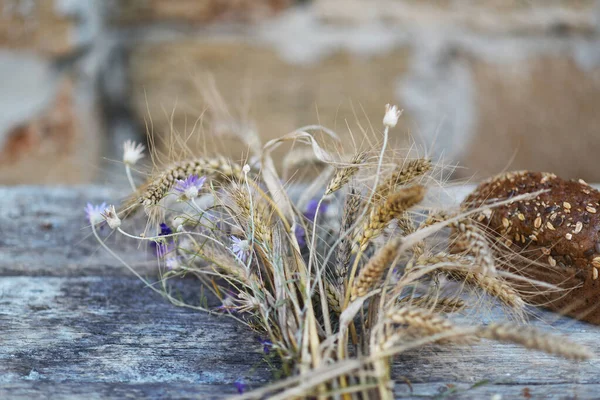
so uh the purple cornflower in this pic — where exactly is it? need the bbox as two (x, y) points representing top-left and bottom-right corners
(156, 243), (180, 270)
(174, 175), (206, 201)
(294, 225), (306, 248)
(150, 223), (172, 250)
(234, 379), (247, 394)
(258, 338), (273, 354)
(85, 202), (107, 226)
(159, 223), (172, 236)
(304, 199), (329, 222)
(295, 199), (329, 248)
(231, 236), (250, 263)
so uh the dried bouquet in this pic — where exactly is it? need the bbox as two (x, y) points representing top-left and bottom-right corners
(87, 104), (589, 399)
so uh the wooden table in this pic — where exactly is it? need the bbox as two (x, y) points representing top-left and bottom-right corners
(1, 186), (599, 399)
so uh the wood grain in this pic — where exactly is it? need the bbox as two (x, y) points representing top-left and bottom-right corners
(1, 186), (599, 399)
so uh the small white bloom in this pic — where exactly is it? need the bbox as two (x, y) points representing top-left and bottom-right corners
(242, 164), (251, 174)
(101, 205), (121, 230)
(172, 216), (186, 232)
(231, 236), (251, 263)
(383, 104), (402, 128)
(123, 140), (145, 165)
(85, 202), (107, 226)
(166, 255), (181, 270)
(174, 175), (206, 202)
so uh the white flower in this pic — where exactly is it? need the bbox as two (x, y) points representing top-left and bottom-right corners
(383, 104), (402, 128)
(243, 164), (251, 174)
(101, 205), (121, 230)
(85, 202), (107, 226)
(174, 175), (206, 202)
(123, 140), (145, 165)
(172, 216), (186, 232)
(231, 236), (251, 263)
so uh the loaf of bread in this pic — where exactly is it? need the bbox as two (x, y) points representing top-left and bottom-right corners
(463, 171), (600, 324)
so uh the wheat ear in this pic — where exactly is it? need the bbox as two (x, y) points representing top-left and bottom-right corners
(399, 296), (466, 313)
(351, 237), (402, 300)
(374, 158), (431, 201)
(417, 252), (524, 310)
(123, 156), (244, 220)
(479, 323), (590, 360)
(386, 306), (455, 335)
(324, 152), (367, 196)
(452, 220), (496, 275)
(354, 185), (425, 252)
(335, 189), (362, 289)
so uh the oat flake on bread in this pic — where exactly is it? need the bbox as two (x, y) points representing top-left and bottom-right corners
(463, 170), (600, 324)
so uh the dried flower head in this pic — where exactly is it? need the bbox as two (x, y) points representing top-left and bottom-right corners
(383, 104), (402, 128)
(174, 175), (206, 201)
(122, 140), (145, 166)
(101, 205), (121, 230)
(85, 202), (107, 226)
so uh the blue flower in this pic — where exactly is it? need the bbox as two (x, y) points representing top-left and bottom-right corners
(159, 223), (172, 236)
(151, 223), (172, 250)
(258, 338), (273, 354)
(304, 199), (329, 222)
(231, 236), (250, 263)
(295, 199), (329, 248)
(234, 379), (247, 394)
(294, 225), (306, 248)
(85, 202), (107, 226)
(156, 243), (180, 270)
(174, 175), (206, 201)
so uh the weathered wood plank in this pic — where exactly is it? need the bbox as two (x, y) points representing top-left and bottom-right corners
(2, 186), (600, 399)
(1, 275), (599, 399)
(0, 186), (156, 276)
(0, 276), (273, 398)
(393, 382), (600, 399)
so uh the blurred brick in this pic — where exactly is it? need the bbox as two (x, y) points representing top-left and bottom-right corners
(316, 0), (599, 35)
(0, 0), (76, 56)
(128, 40), (411, 163)
(0, 78), (101, 184)
(112, 0), (293, 25)
(459, 55), (600, 181)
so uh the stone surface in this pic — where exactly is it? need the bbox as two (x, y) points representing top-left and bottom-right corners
(316, 0), (600, 35)
(461, 55), (600, 181)
(128, 39), (412, 163)
(0, 0), (76, 56)
(0, 78), (101, 184)
(111, 0), (292, 25)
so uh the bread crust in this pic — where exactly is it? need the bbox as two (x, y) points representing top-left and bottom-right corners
(463, 171), (600, 323)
